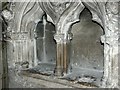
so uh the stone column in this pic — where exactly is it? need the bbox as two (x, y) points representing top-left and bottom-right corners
(101, 2), (119, 88)
(54, 34), (64, 76)
(54, 33), (72, 76)
(39, 1), (84, 76)
(63, 33), (72, 74)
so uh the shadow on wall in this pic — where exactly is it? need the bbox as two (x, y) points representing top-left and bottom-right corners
(32, 15), (56, 74)
(70, 8), (104, 70)
(67, 8), (104, 86)
(36, 15), (56, 64)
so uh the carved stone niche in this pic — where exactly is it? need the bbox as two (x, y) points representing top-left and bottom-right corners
(1, 0), (119, 88)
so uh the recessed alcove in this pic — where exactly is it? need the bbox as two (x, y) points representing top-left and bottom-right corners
(26, 8), (104, 86)
(31, 15), (56, 74)
(36, 15), (56, 64)
(67, 8), (104, 86)
(1, 1), (118, 88)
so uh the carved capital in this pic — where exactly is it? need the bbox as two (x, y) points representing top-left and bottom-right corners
(68, 33), (73, 40)
(54, 33), (72, 44)
(54, 34), (64, 43)
(5, 32), (30, 40)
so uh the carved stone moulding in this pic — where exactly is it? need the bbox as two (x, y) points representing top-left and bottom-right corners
(1, 0), (119, 88)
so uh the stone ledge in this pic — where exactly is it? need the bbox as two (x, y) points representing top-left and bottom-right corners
(19, 70), (96, 88)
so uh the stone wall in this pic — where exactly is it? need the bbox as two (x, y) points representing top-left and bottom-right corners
(0, 2), (3, 88)
(68, 8), (104, 86)
(1, 1), (119, 88)
(71, 8), (104, 71)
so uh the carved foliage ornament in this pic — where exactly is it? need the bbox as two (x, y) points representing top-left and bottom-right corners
(39, 1), (74, 24)
(38, 1), (108, 35)
(39, 1), (84, 25)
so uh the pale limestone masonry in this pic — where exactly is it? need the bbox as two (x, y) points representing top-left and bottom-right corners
(0, 1), (119, 88)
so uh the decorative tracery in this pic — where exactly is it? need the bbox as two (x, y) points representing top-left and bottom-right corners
(1, 0), (119, 88)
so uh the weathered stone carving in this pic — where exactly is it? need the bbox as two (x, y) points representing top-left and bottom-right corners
(40, 1), (85, 76)
(79, 1), (119, 88)
(102, 2), (118, 88)
(70, 8), (104, 86)
(2, 2), (45, 68)
(1, 0), (119, 88)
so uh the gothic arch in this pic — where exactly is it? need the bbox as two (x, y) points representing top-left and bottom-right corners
(82, 2), (118, 88)
(2, 1), (119, 88)
(3, 2), (45, 68)
(69, 7), (104, 86)
(40, 1), (118, 88)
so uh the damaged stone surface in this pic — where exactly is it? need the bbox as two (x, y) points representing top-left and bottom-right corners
(0, 1), (119, 88)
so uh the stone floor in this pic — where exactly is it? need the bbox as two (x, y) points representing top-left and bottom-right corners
(19, 70), (97, 88)
(8, 67), (97, 88)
